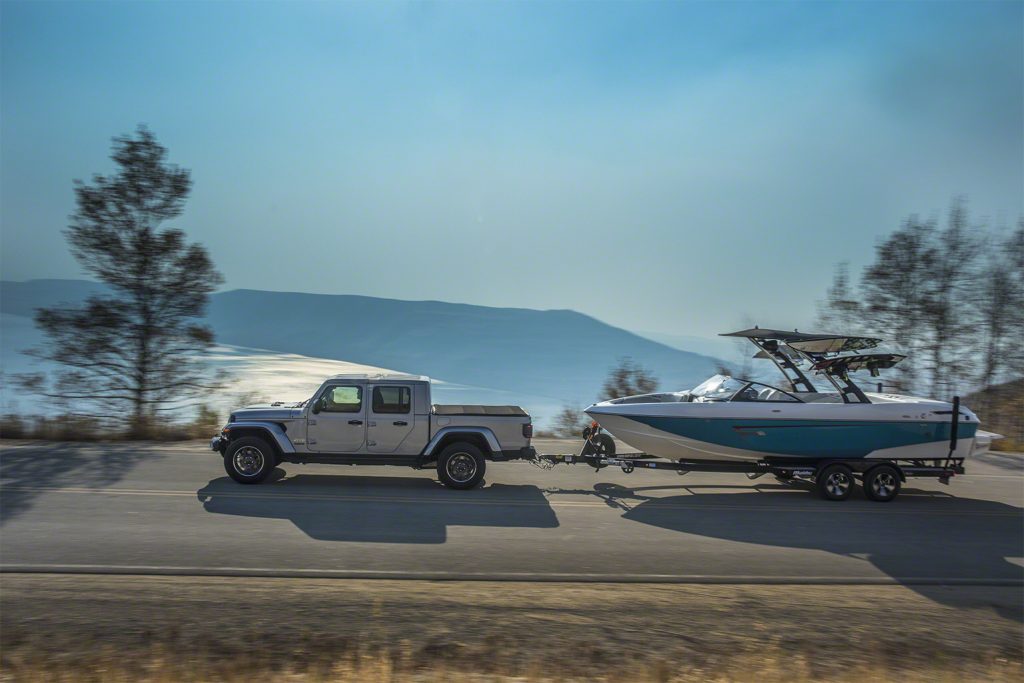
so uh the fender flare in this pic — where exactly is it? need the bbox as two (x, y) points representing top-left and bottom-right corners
(225, 421), (295, 454)
(421, 426), (501, 459)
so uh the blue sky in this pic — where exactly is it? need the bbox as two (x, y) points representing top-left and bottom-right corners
(2, 1), (1021, 338)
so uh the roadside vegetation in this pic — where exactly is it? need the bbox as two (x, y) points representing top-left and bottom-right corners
(0, 404), (220, 442)
(965, 378), (1024, 451)
(818, 200), (1023, 399)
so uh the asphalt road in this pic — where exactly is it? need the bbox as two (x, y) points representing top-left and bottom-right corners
(1, 439), (1022, 593)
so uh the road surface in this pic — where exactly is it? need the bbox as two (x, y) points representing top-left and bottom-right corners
(1, 439), (1022, 594)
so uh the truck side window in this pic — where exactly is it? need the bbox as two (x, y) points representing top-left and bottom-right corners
(323, 386), (362, 413)
(372, 386), (411, 414)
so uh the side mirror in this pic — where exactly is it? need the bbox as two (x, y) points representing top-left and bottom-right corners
(311, 398), (322, 415)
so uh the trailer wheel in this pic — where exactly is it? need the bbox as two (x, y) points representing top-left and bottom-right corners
(864, 465), (901, 502)
(816, 463), (854, 501)
(437, 442), (486, 490)
(224, 436), (276, 484)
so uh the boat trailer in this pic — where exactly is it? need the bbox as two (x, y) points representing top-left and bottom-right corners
(530, 405), (968, 503)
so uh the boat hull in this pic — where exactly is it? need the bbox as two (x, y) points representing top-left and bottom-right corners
(586, 407), (979, 462)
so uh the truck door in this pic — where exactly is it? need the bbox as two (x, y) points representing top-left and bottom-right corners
(367, 384), (416, 454)
(307, 383), (366, 453)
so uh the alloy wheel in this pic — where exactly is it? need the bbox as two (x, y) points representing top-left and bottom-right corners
(234, 446), (265, 476)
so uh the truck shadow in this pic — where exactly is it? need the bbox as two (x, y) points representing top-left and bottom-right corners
(196, 473), (559, 544)
(560, 481), (1024, 621)
(0, 443), (148, 526)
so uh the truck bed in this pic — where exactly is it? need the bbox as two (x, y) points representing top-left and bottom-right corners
(432, 404), (528, 417)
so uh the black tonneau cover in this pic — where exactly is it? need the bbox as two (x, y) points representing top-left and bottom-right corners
(433, 405), (528, 417)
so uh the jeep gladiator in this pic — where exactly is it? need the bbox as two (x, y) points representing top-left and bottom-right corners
(211, 373), (534, 489)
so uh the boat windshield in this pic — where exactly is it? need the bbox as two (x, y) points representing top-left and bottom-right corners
(689, 375), (802, 403)
(689, 375), (747, 401)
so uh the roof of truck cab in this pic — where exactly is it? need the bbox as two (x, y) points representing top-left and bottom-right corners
(327, 373), (430, 382)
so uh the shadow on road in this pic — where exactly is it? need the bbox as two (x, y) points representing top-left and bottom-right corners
(196, 473), (559, 543)
(556, 481), (1024, 621)
(0, 443), (148, 525)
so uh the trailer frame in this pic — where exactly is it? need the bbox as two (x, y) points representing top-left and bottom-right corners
(531, 429), (966, 502)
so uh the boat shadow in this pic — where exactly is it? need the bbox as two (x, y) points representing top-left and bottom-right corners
(552, 481), (1024, 621)
(196, 472), (559, 544)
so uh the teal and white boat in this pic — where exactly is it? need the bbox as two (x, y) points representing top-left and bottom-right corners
(586, 328), (988, 463)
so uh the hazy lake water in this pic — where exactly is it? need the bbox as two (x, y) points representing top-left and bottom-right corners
(1, 313), (567, 428)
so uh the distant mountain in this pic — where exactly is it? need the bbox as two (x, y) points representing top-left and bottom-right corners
(1, 279), (721, 406)
(635, 330), (740, 361)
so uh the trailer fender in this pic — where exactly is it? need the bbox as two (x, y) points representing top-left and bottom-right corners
(420, 427), (501, 461)
(224, 421), (295, 454)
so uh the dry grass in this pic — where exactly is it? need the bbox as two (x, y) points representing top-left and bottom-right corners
(992, 437), (1024, 452)
(2, 576), (1021, 683)
(967, 379), (1024, 450)
(2, 646), (1019, 682)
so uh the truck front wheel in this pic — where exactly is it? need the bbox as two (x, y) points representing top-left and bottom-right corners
(224, 436), (276, 484)
(437, 442), (486, 490)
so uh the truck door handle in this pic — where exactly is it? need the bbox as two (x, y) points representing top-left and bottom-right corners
(393, 421), (407, 426)
(348, 419), (363, 425)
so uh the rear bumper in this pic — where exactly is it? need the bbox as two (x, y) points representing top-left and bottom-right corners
(495, 446), (536, 461)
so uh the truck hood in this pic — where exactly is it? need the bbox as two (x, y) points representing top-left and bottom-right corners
(230, 404), (305, 421)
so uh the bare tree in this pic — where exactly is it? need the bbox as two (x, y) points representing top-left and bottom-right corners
(1004, 221), (1024, 379)
(818, 198), (1021, 400)
(552, 404), (590, 438)
(917, 199), (980, 398)
(600, 357), (657, 400)
(27, 126), (223, 435)
(816, 262), (864, 335)
(976, 223), (1024, 398)
(859, 216), (933, 392)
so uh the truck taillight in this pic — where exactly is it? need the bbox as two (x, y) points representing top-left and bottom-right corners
(523, 423), (533, 438)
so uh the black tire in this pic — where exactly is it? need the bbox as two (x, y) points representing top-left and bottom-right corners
(864, 464), (901, 502)
(816, 463), (855, 501)
(437, 442), (486, 490)
(224, 436), (276, 484)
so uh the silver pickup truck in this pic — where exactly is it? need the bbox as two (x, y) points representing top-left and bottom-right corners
(211, 373), (534, 489)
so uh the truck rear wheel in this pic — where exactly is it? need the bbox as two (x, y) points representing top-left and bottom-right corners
(437, 442), (486, 490)
(224, 436), (276, 484)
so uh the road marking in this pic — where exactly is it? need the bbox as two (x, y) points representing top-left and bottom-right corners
(1, 485), (1020, 516)
(1, 564), (1021, 585)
